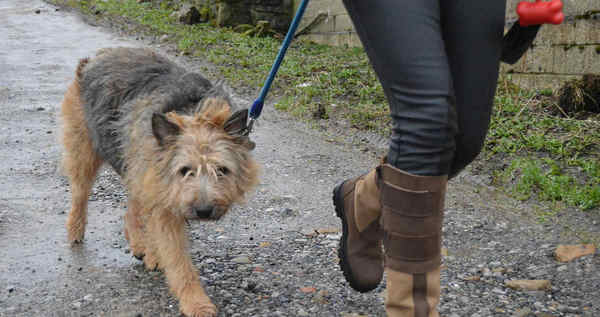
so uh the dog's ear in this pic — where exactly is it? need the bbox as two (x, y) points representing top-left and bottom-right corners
(224, 109), (255, 150)
(223, 109), (249, 136)
(152, 113), (181, 146)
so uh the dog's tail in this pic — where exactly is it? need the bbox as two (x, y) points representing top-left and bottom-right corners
(75, 57), (90, 84)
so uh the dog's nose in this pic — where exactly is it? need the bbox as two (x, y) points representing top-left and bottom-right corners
(195, 207), (214, 219)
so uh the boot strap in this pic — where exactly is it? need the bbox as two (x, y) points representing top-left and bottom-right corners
(379, 164), (446, 274)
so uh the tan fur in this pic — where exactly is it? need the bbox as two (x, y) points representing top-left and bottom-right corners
(61, 66), (259, 317)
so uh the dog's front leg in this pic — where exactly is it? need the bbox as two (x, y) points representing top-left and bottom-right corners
(147, 212), (217, 317)
(124, 198), (146, 259)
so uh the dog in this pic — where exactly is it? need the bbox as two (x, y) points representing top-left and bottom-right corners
(60, 47), (260, 317)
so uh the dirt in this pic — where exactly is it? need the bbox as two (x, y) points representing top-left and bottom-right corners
(1, 1), (598, 316)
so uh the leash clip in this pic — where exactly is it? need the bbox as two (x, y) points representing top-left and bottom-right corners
(245, 117), (256, 136)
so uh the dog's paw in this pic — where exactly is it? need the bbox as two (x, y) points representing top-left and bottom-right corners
(179, 300), (217, 317)
(66, 212), (87, 244)
(128, 242), (146, 261)
(66, 227), (85, 244)
(143, 252), (160, 271)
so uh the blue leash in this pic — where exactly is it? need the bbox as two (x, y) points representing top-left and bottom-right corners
(246, 0), (310, 134)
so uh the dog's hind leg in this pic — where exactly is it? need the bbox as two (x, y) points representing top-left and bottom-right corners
(61, 78), (103, 244)
(147, 212), (217, 317)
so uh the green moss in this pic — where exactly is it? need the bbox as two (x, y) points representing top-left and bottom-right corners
(575, 10), (600, 20)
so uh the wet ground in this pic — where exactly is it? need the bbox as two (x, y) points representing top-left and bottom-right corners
(1, 1), (598, 316)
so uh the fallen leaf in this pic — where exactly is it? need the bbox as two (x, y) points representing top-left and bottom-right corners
(555, 244), (595, 262)
(505, 279), (551, 291)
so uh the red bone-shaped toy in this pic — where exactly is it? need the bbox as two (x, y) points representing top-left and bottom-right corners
(517, 0), (564, 26)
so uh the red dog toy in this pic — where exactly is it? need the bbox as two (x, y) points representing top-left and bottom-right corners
(517, 0), (564, 26)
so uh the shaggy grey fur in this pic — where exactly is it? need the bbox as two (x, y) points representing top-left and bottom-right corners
(79, 47), (238, 174)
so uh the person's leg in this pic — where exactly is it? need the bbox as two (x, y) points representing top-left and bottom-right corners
(335, 0), (506, 316)
(345, 0), (457, 177)
(441, 0), (506, 178)
(335, 1), (453, 314)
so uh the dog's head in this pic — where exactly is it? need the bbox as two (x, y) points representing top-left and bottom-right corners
(151, 96), (259, 221)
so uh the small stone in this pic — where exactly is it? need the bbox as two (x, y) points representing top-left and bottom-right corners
(482, 268), (492, 277)
(441, 248), (449, 256)
(492, 287), (506, 295)
(326, 234), (341, 240)
(297, 309), (309, 316)
(300, 286), (316, 294)
(231, 256), (251, 264)
(35, 9), (41, 14)
(159, 34), (169, 43)
(317, 227), (340, 234)
(301, 228), (317, 237)
(555, 244), (595, 262)
(313, 290), (329, 304)
(83, 294), (93, 301)
(556, 265), (568, 272)
(505, 279), (551, 291)
(72, 301), (82, 309)
(513, 307), (532, 317)
(281, 208), (295, 217)
(175, 4), (203, 25)
(259, 242), (271, 248)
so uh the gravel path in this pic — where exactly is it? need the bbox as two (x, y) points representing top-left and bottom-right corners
(1, 1), (598, 316)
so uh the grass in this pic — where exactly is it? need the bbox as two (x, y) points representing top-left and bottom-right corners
(55, 0), (600, 211)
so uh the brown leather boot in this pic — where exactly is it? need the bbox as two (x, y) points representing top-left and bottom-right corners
(379, 164), (447, 317)
(333, 168), (384, 292)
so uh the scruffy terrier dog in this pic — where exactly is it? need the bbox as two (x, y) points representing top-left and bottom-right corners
(60, 47), (259, 317)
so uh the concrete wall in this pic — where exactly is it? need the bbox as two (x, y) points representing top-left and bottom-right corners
(296, 0), (600, 89)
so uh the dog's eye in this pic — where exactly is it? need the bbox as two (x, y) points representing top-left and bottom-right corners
(179, 166), (194, 177)
(216, 166), (230, 177)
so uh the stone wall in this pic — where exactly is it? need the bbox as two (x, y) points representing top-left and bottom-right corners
(218, 0), (294, 32)
(295, 0), (600, 89)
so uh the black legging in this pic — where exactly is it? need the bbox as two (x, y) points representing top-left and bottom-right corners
(343, 0), (506, 178)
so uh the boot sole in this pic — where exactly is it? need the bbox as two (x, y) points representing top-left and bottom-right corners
(333, 181), (378, 293)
